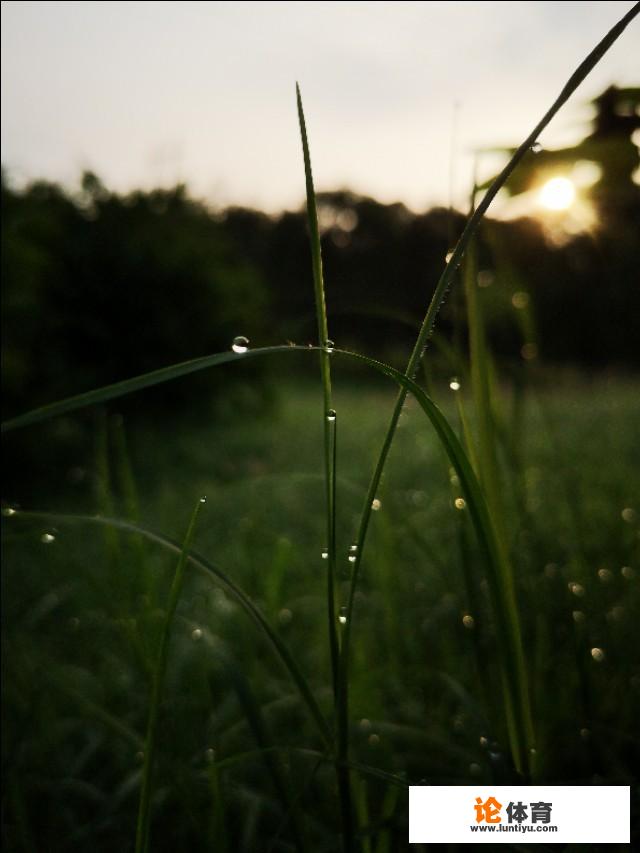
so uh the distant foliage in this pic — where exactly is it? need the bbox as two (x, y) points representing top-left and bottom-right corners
(2, 156), (638, 428)
(1, 173), (270, 419)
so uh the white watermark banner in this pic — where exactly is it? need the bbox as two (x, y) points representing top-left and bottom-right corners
(409, 785), (630, 844)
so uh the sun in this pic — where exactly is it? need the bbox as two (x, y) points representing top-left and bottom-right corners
(538, 176), (576, 211)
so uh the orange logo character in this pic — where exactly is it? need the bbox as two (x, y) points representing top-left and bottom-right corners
(474, 796), (503, 823)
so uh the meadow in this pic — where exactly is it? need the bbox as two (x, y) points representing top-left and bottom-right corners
(2, 5), (639, 851)
(3, 373), (639, 851)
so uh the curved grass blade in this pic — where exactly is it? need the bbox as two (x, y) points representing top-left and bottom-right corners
(4, 338), (535, 769)
(136, 497), (204, 853)
(5, 338), (533, 771)
(331, 348), (534, 775)
(337, 5), (637, 781)
(1, 345), (302, 433)
(7, 509), (333, 749)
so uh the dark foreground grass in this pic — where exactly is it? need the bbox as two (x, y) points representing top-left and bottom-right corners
(3, 376), (639, 851)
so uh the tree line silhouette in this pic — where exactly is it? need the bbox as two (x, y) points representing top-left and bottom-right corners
(2, 86), (638, 423)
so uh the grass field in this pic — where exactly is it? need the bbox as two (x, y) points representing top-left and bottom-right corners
(3, 9), (639, 849)
(3, 373), (639, 851)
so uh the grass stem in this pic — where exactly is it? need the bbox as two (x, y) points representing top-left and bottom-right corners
(135, 497), (204, 853)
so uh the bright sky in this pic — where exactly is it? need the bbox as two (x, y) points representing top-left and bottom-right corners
(1, 1), (638, 212)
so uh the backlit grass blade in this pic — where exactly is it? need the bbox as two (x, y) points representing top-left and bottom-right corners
(296, 82), (339, 700)
(297, 82), (351, 852)
(8, 509), (333, 749)
(338, 4), (636, 780)
(333, 348), (534, 775)
(136, 497), (204, 853)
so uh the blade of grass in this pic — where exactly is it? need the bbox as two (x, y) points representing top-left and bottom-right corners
(327, 349), (533, 773)
(1, 345), (303, 433)
(111, 415), (150, 594)
(296, 83), (340, 703)
(338, 4), (638, 781)
(8, 508), (333, 749)
(297, 83), (352, 850)
(135, 496), (204, 853)
(228, 661), (308, 853)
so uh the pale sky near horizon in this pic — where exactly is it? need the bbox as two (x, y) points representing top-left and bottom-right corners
(2, 1), (638, 213)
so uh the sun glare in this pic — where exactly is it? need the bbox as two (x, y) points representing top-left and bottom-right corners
(538, 176), (576, 211)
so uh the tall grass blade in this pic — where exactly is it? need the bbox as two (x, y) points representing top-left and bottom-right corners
(111, 415), (152, 597)
(135, 497), (204, 853)
(296, 83), (339, 700)
(297, 82), (352, 852)
(338, 4), (637, 779)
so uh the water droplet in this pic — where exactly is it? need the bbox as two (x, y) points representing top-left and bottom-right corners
(338, 607), (348, 625)
(326, 409), (337, 422)
(572, 610), (586, 624)
(580, 727), (590, 740)
(41, 532), (56, 544)
(449, 377), (461, 391)
(278, 608), (293, 625)
(621, 566), (635, 579)
(591, 647), (605, 662)
(205, 748), (216, 763)
(445, 250), (454, 263)
(469, 762), (482, 776)
(191, 628), (203, 641)
(359, 718), (372, 732)
(479, 736), (489, 748)
(368, 733), (380, 746)
(199, 496), (207, 504)
(462, 614), (475, 629)
(324, 339), (335, 353)
(231, 336), (249, 354)
(477, 270), (494, 288)
(621, 507), (636, 523)
(521, 343), (538, 361)
(321, 549), (329, 560)
(348, 545), (358, 563)
(531, 141), (543, 153)
(511, 291), (529, 309)
(2, 507), (17, 517)
(568, 582), (585, 597)
(371, 498), (382, 511)
(454, 497), (466, 510)
(597, 568), (612, 583)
